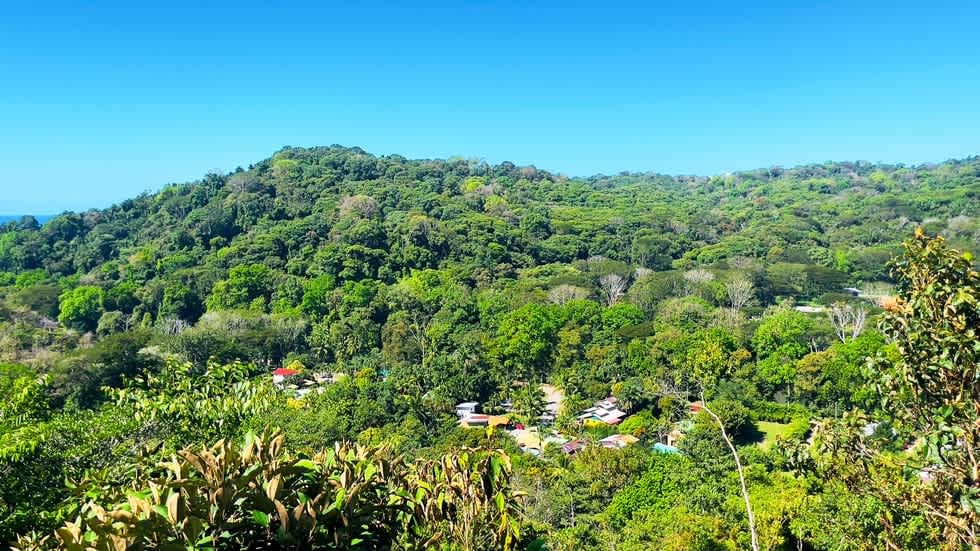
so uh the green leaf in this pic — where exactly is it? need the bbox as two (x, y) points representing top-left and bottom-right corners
(252, 510), (271, 527)
(294, 459), (317, 471)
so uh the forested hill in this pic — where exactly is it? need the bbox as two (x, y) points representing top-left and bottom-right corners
(1, 147), (979, 548)
(2, 146), (978, 286)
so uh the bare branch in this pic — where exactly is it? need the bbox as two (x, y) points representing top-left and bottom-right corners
(725, 275), (754, 316)
(851, 305), (867, 340)
(683, 268), (714, 285)
(598, 273), (628, 306)
(828, 302), (867, 342)
(700, 392), (760, 551)
(547, 284), (590, 305)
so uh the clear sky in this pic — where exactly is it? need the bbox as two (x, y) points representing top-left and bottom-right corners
(2, 0), (979, 213)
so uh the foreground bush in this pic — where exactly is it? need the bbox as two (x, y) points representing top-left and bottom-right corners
(14, 429), (524, 551)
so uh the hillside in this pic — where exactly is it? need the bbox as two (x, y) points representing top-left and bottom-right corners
(0, 146), (978, 549)
(3, 147), (978, 283)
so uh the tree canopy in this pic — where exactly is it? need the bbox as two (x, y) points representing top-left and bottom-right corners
(0, 146), (978, 549)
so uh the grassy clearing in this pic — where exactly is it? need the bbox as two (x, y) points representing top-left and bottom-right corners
(756, 421), (794, 450)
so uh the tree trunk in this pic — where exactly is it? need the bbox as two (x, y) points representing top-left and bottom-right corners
(701, 392), (760, 551)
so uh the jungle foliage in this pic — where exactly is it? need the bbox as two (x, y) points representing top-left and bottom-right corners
(1, 147), (978, 549)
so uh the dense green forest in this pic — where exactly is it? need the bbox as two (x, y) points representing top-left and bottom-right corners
(1, 146), (978, 550)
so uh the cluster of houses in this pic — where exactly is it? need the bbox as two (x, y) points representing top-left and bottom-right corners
(456, 399), (571, 456)
(576, 396), (628, 426)
(273, 363), (690, 458)
(455, 391), (645, 457)
(456, 384), (564, 429)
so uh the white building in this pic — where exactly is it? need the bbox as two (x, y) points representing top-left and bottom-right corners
(455, 402), (479, 419)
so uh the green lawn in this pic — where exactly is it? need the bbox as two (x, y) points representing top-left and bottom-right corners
(756, 421), (793, 450)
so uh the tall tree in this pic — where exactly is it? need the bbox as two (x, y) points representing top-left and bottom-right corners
(827, 301), (867, 343)
(868, 230), (979, 548)
(599, 273), (628, 306)
(57, 286), (104, 332)
(725, 274), (754, 317)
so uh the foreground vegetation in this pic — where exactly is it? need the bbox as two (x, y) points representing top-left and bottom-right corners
(1, 147), (978, 549)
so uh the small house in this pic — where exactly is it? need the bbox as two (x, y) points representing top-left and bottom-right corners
(459, 414), (490, 427)
(561, 439), (586, 455)
(455, 402), (479, 419)
(596, 397), (618, 410)
(599, 434), (639, 449)
(511, 429), (545, 456)
(510, 428), (570, 455)
(577, 397), (628, 426)
(652, 442), (680, 454)
(272, 367), (301, 385)
(459, 414), (510, 429)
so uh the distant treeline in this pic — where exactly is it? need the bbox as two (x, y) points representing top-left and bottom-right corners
(0, 214), (54, 226)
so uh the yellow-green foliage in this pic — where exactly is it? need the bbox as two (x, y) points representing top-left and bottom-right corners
(15, 429), (524, 551)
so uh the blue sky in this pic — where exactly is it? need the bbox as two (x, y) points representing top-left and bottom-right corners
(2, 0), (979, 213)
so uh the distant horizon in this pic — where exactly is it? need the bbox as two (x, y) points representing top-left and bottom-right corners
(0, 214), (56, 224)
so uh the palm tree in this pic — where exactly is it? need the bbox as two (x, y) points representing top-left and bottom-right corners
(512, 383), (546, 429)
